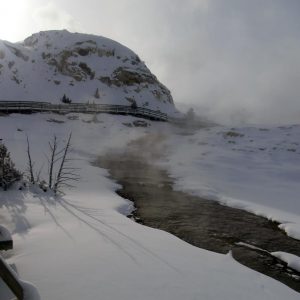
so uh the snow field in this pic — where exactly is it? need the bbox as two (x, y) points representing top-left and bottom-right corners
(162, 125), (300, 240)
(0, 114), (299, 299)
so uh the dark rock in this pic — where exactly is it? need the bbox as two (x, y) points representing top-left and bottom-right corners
(133, 120), (148, 127)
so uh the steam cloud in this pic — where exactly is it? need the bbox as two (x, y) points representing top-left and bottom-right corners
(33, 2), (82, 33)
(30, 0), (300, 124)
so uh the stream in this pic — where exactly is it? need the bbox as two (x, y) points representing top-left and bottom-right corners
(94, 133), (300, 292)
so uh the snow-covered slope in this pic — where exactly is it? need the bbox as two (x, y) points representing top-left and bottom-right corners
(0, 114), (299, 300)
(0, 30), (176, 114)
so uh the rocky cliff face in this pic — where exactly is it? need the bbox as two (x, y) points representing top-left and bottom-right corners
(0, 30), (176, 114)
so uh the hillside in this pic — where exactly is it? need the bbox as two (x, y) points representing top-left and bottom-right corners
(0, 30), (177, 115)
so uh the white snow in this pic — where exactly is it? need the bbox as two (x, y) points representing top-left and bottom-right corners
(0, 253), (40, 299)
(161, 124), (300, 240)
(271, 252), (300, 273)
(0, 114), (299, 299)
(0, 30), (178, 116)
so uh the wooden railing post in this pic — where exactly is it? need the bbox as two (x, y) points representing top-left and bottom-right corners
(0, 256), (24, 299)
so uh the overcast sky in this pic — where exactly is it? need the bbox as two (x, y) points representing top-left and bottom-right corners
(2, 0), (300, 124)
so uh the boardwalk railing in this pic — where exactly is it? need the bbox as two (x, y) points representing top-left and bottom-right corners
(0, 256), (24, 300)
(0, 226), (24, 300)
(0, 101), (168, 121)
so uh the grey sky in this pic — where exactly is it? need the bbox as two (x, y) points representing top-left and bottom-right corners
(3, 0), (300, 124)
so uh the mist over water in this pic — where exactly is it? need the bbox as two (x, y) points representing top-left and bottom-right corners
(85, 0), (300, 125)
(153, 0), (300, 125)
(5, 0), (300, 125)
(176, 101), (300, 127)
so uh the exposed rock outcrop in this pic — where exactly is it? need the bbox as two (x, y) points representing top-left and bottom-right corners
(0, 30), (176, 114)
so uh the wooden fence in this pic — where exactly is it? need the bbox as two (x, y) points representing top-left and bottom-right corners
(0, 256), (24, 299)
(0, 101), (168, 122)
(0, 226), (24, 299)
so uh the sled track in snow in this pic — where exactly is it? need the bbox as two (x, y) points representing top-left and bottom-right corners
(0, 100), (169, 122)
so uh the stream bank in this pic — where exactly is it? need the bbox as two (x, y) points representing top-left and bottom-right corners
(94, 134), (300, 292)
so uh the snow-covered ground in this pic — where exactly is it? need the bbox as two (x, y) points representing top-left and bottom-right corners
(0, 113), (299, 299)
(162, 124), (300, 240)
(271, 252), (300, 273)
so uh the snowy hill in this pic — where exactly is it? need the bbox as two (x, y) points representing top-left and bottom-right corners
(0, 30), (177, 114)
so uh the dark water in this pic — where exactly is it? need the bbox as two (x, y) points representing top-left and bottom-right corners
(95, 135), (300, 292)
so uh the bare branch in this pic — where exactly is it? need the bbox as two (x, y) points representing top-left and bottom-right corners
(53, 133), (79, 194)
(48, 135), (58, 189)
(35, 164), (44, 182)
(26, 136), (35, 184)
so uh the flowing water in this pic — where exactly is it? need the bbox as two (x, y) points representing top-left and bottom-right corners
(94, 134), (300, 292)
